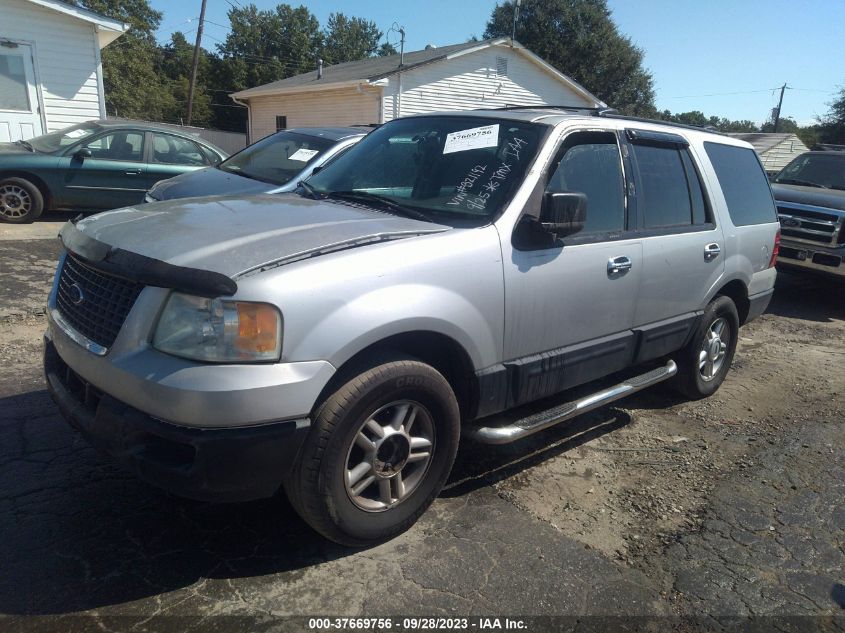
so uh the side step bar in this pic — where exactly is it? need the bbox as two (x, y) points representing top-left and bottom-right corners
(467, 360), (677, 445)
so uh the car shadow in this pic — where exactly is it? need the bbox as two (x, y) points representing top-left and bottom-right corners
(767, 269), (845, 323)
(0, 387), (627, 616)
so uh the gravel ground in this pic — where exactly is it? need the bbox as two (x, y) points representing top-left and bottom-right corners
(0, 238), (843, 630)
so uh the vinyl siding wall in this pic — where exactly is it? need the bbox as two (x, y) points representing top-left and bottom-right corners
(1, 0), (104, 131)
(246, 87), (379, 141)
(382, 45), (595, 120)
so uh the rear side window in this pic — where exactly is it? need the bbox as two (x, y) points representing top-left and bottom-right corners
(704, 142), (776, 226)
(631, 143), (709, 228)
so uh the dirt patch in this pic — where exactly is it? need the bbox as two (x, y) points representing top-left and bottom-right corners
(0, 239), (63, 319)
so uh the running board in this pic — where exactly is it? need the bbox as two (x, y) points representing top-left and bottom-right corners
(467, 360), (677, 445)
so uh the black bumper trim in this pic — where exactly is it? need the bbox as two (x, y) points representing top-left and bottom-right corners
(44, 340), (309, 502)
(745, 288), (774, 324)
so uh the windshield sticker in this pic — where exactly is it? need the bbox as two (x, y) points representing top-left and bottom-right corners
(446, 136), (529, 212)
(289, 148), (320, 162)
(443, 124), (500, 155)
(65, 129), (88, 139)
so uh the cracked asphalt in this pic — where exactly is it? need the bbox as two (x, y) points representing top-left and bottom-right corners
(0, 234), (843, 631)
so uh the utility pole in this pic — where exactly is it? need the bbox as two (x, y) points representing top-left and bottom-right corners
(186, 0), (207, 127)
(512, 0), (521, 43)
(773, 83), (787, 133)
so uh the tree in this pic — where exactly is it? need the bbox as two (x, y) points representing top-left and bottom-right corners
(321, 13), (383, 64)
(160, 32), (214, 126)
(484, 0), (655, 115)
(818, 86), (845, 144)
(656, 110), (758, 133)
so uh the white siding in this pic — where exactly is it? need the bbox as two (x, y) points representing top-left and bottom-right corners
(247, 87), (380, 140)
(382, 45), (594, 121)
(1, 0), (104, 132)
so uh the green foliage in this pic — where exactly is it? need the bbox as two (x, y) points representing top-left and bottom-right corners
(484, 0), (656, 115)
(817, 86), (845, 144)
(322, 13), (384, 64)
(657, 110), (758, 133)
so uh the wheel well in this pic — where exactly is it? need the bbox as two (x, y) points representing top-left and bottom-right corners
(318, 332), (477, 422)
(0, 171), (53, 209)
(715, 280), (749, 324)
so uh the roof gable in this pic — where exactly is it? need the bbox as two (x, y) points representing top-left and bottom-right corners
(232, 38), (604, 107)
(22, 0), (127, 47)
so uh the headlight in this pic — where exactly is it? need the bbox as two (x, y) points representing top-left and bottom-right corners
(143, 192), (158, 203)
(153, 293), (282, 362)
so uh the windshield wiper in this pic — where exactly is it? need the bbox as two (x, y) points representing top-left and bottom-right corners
(297, 180), (323, 200)
(14, 140), (34, 152)
(776, 178), (829, 189)
(327, 190), (432, 222)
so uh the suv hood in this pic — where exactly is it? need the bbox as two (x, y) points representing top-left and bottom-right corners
(771, 183), (845, 212)
(73, 194), (447, 280)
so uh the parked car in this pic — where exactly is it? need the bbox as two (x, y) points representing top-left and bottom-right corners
(145, 127), (367, 202)
(0, 120), (227, 223)
(770, 150), (845, 278)
(44, 108), (779, 545)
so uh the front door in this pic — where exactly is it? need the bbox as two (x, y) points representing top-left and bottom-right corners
(0, 43), (43, 142)
(57, 130), (148, 209)
(501, 130), (642, 407)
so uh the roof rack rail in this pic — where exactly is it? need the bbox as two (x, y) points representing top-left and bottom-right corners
(491, 104), (618, 115)
(595, 112), (727, 136)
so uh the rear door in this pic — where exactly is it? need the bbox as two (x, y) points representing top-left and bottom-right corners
(144, 132), (211, 190)
(625, 129), (725, 356)
(57, 129), (147, 209)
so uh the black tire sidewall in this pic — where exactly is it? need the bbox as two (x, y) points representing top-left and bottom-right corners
(0, 177), (44, 224)
(683, 296), (740, 397)
(306, 361), (459, 544)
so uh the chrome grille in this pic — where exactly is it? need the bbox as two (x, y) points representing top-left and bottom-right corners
(56, 254), (144, 349)
(777, 204), (844, 246)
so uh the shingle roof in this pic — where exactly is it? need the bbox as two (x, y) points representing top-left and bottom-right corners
(727, 133), (805, 154)
(233, 39), (504, 98)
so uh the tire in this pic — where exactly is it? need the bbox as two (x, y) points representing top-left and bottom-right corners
(285, 356), (460, 546)
(673, 295), (740, 400)
(0, 177), (44, 224)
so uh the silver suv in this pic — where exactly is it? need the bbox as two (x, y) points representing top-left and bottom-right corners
(44, 108), (780, 545)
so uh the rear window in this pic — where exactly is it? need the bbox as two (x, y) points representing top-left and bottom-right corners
(704, 142), (777, 226)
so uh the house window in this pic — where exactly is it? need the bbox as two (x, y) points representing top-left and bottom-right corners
(276, 116), (287, 131)
(496, 56), (508, 77)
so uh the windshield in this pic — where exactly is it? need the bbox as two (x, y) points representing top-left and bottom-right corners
(28, 123), (101, 153)
(774, 153), (845, 191)
(305, 116), (546, 225)
(218, 131), (334, 185)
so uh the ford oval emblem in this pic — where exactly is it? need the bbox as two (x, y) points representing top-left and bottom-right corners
(780, 216), (801, 228)
(68, 283), (85, 306)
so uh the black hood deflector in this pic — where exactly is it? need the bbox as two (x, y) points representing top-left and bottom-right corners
(59, 220), (238, 298)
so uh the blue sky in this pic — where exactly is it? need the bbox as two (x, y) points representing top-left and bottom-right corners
(150, 0), (844, 126)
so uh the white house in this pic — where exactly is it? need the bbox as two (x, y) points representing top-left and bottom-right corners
(231, 38), (604, 142)
(727, 133), (809, 175)
(0, 0), (126, 142)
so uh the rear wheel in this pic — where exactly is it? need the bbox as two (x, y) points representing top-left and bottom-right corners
(0, 177), (44, 224)
(285, 357), (460, 546)
(673, 295), (739, 399)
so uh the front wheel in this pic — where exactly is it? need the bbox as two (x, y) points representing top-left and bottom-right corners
(673, 295), (739, 399)
(284, 357), (460, 546)
(0, 177), (44, 224)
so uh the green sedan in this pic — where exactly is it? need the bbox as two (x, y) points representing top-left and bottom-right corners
(0, 120), (227, 223)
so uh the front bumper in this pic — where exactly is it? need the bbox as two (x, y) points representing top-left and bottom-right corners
(45, 339), (310, 502)
(778, 241), (845, 278)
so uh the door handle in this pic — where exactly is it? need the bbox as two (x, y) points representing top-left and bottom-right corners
(124, 169), (141, 175)
(607, 255), (632, 275)
(704, 243), (721, 261)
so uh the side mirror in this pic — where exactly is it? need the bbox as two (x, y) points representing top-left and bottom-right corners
(540, 191), (587, 238)
(310, 165), (324, 176)
(74, 147), (92, 160)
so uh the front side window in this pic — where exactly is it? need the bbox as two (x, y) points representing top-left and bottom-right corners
(84, 131), (144, 161)
(307, 116), (545, 225)
(546, 132), (625, 235)
(632, 143), (709, 228)
(152, 133), (208, 166)
(219, 131), (333, 185)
